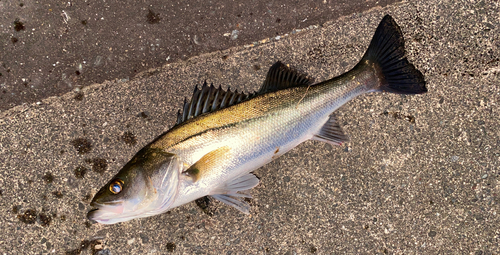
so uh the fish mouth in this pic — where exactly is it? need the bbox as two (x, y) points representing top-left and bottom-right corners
(87, 201), (125, 223)
(86, 208), (100, 221)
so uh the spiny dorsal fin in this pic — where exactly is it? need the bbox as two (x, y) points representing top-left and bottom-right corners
(175, 81), (254, 126)
(258, 61), (315, 94)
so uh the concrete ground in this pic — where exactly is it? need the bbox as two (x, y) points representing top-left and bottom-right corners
(1, 0), (499, 254)
(0, 0), (398, 111)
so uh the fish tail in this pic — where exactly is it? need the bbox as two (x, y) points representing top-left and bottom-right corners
(361, 15), (427, 94)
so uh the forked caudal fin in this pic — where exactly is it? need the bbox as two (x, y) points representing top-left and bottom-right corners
(361, 15), (427, 94)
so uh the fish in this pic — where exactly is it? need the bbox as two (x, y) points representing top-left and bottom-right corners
(87, 15), (427, 224)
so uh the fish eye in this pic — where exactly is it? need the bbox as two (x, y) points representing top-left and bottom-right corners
(109, 179), (124, 194)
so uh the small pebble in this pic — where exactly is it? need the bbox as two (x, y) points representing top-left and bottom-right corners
(127, 238), (135, 245)
(230, 30), (239, 40)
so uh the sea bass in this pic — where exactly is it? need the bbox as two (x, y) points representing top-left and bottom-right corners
(88, 15), (427, 224)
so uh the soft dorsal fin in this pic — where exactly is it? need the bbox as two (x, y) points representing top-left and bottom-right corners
(175, 82), (254, 126)
(257, 61), (315, 94)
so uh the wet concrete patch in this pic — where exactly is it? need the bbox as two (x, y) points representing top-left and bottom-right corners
(85, 158), (108, 174)
(73, 166), (88, 179)
(17, 209), (37, 224)
(71, 138), (93, 154)
(121, 131), (137, 146)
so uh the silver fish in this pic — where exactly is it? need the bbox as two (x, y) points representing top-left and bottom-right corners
(88, 15), (426, 224)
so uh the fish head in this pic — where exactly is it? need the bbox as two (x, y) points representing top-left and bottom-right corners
(88, 147), (182, 224)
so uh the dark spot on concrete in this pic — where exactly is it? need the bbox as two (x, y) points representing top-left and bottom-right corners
(75, 70), (81, 75)
(309, 246), (317, 253)
(52, 191), (63, 198)
(139, 111), (149, 118)
(222, 55), (228, 60)
(12, 205), (21, 214)
(83, 193), (92, 201)
(140, 233), (149, 243)
(60, 215), (66, 221)
(364, 225), (369, 229)
(74, 166), (88, 179)
(11, 37), (18, 44)
(373, 217), (377, 222)
(283, 176), (290, 182)
(66, 239), (102, 255)
(95, 249), (110, 255)
(19, 3), (24, 7)
(78, 202), (86, 211)
(14, 19), (25, 31)
(42, 172), (54, 184)
(195, 196), (215, 216)
(71, 138), (92, 154)
(38, 213), (52, 227)
(428, 230), (437, 237)
(253, 64), (261, 71)
(276, 18), (281, 23)
(0, 189), (2, 196)
(84, 221), (92, 228)
(166, 242), (176, 252)
(86, 158), (108, 174)
(42, 194), (48, 200)
(60, 149), (65, 154)
(18, 209), (37, 224)
(121, 131), (137, 146)
(381, 111), (415, 123)
(74, 93), (84, 101)
(146, 9), (161, 24)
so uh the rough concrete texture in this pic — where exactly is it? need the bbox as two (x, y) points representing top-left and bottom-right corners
(0, 0), (399, 111)
(1, 0), (499, 254)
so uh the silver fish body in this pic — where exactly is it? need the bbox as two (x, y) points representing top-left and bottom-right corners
(88, 15), (427, 224)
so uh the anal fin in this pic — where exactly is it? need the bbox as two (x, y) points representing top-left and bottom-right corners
(312, 115), (349, 146)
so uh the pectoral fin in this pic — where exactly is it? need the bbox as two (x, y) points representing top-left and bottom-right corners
(184, 146), (232, 182)
(210, 173), (260, 214)
(312, 115), (349, 146)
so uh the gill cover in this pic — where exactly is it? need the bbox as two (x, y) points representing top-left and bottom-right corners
(87, 147), (181, 224)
